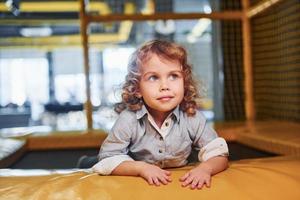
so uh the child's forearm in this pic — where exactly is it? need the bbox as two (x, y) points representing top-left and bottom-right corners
(198, 156), (228, 175)
(111, 160), (146, 176)
(112, 160), (172, 185)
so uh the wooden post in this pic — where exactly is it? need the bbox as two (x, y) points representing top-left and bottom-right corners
(241, 0), (255, 121)
(79, 0), (93, 130)
(247, 0), (283, 18)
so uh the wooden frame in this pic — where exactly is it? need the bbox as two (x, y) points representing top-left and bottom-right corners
(79, 0), (283, 129)
(0, 0), (290, 163)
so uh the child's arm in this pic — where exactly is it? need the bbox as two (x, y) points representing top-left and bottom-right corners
(182, 111), (229, 189)
(180, 156), (228, 189)
(112, 161), (172, 186)
(92, 111), (172, 186)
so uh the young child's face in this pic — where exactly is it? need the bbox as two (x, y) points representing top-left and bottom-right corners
(138, 53), (184, 116)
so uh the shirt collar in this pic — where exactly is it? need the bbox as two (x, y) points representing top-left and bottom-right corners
(136, 105), (148, 120)
(136, 105), (180, 122)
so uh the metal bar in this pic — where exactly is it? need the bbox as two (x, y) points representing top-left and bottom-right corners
(46, 52), (55, 103)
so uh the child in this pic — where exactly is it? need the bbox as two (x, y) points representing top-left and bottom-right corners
(92, 40), (229, 189)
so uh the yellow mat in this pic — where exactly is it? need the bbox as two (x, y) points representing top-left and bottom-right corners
(1, 156), (300, 200)
(236, 121), (300, 155)
(216, 120), (300, 156)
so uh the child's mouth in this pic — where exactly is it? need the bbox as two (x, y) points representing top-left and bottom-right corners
(157, 96), (174, 101)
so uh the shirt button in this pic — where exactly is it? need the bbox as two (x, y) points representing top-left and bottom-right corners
(165, 122), (169, 127)
(159, 136), (163, 141)
(159, 149), (163, 153)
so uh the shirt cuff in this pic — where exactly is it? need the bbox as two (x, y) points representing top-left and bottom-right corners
(198, 137), (229, 162)
(92, 155), (134, 175)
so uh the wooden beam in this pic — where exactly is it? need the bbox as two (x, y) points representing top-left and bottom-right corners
(247, 0), (284, 18)
(87, 11), (243, 23)
(80, 0), (93, 130)
(77, 1), (135, 130)
(0, 139), (27, 168)
(27, 131), (107, 150)
(0, 34), (122, 46)
(0, 2), (111, 14)
(242, 0), (255, 120)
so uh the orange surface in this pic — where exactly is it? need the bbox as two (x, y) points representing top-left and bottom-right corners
(1, 156), (300, 200)
(215, 120), (300, 155)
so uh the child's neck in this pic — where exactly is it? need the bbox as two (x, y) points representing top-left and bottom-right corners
(146, 107), (171, 128)
(152, 115), (168, 128)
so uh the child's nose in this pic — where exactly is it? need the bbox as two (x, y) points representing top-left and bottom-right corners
(159, 80), (170, 91)
(160, 87), (170, 91)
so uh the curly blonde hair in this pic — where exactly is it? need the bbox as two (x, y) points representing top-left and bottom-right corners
(115, 39), (203, 116)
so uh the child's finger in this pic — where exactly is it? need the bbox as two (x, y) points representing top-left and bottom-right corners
(147, 177), (154, 185)
(181, 175), (193, 187)
(152, 177), (160, 186)
(162, 173), (172, 182)
(204, 177), (211, 188)
(165, 175), (172, 182)
(158, 176), (168, 185)
(179, 172), (190, 181)
(197, 180), (205, 189)
(190, 179), (199, 190)
(164, 170), (171, 176)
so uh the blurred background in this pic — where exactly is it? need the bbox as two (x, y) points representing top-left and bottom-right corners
(0, 0), (299, 169)
(0, 0), (229, 133)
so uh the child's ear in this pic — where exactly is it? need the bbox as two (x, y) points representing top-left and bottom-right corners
(136, 92), (142, 98)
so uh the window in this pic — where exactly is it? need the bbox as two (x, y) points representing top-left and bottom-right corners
(0, 58), (49, 107)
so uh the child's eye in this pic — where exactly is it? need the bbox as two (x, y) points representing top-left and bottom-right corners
(148, 75), (158, 81)
(169, 74), (179, 80)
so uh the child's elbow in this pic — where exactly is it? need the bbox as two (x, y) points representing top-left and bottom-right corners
(222, 156), (229, 170)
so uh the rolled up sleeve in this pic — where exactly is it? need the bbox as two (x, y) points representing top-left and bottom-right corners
(92, 155), (134, 175)
(198, 137), (229, 162)
(187, 110), (229, 162)
(92, 111), (136, 175)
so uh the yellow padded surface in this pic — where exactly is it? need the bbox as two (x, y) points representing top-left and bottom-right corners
(1, 156), (300, 200)
(235, 121), (300, 155)
(216, 121), (300, 156)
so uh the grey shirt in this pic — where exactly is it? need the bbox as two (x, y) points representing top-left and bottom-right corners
(93, 105), (228, 175)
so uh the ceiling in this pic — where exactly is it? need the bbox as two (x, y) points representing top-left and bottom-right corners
(0, 0), (213, 48)
(0, 0), (141, 48)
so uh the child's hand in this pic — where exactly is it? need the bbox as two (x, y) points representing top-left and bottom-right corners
(138, 162), (172, 186)
(179, 164), (212, 190)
